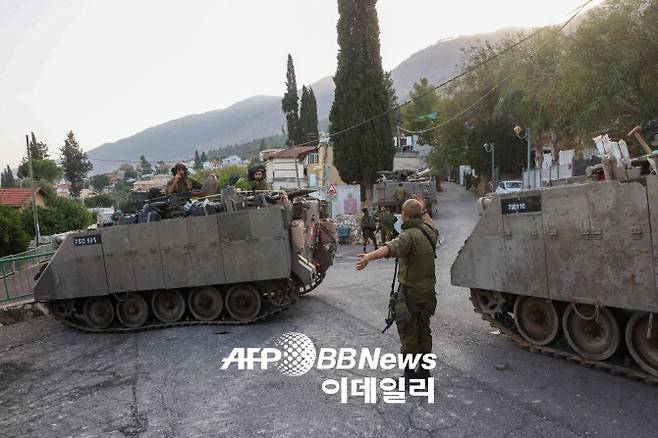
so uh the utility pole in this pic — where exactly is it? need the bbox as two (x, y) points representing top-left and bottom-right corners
(26, 133), (40, 247)
(526, 127), (531, 188)
(484, 142), (495, 192)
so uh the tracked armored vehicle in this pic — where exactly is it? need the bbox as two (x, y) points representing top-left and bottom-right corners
(452, 130), (658, 382)
(35, 189), (336, 332)
(373, 170), (438, 217)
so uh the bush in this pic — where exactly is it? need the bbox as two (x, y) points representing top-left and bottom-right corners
(0, 205), (30, 257)
(84, 193), (113, 208)
(21, 197), (94, 236)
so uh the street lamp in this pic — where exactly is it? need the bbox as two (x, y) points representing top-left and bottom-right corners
(514, 125), (531, 188)
(483, 142), (495, 192)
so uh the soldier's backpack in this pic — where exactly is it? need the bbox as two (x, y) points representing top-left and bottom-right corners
(138, 210), (161, 223)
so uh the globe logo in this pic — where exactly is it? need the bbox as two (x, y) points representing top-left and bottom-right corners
(274, 332), (317, 376)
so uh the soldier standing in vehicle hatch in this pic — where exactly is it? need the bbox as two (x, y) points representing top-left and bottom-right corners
(356, 198), (437, 380)
(166, 163), (197, 194)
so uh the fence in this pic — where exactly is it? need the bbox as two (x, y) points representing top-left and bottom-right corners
(0, 244), (54, 304)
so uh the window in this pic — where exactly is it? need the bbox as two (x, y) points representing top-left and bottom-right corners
(307, 153), (319, 165)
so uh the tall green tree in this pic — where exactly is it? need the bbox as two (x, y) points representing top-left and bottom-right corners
(1, 165), (16, 188)
(194, 150), (202, 169)
(282, 54), (303, 146)
(399, 77), (442, 146)
(60, 131), (92, 199)
(17, 159), (62, 182)
(300, 86), (320, 146)
(139, 155), (152, 174)
(384, 71), (400, 127)
(90, 174), (110, 191)
(28, 132), (49, 160)
(330, 0), (394, 201)
(201, 151), (208, 162)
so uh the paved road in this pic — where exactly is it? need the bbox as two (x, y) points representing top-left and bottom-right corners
(1, 183), (656, 437)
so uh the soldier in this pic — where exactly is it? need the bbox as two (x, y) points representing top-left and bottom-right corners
(356, 198), (438, 380)
(378, 206), (397, 243)
(360, 207), (378, 252)
(166, 163), (197, 194)
(393, 183), (407, 212)
(252, 167), (269, 191)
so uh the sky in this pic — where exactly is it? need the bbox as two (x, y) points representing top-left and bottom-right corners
(0, 0), (600, 168)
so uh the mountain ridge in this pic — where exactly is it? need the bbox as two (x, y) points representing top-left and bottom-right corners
(88, 28), (515, 173)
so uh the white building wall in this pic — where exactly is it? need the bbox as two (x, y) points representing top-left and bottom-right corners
(266, 159), (307, 190)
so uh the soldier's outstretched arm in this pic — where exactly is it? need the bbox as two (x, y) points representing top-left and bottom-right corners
(356, 246), (390, 270)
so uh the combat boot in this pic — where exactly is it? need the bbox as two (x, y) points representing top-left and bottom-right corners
(401, 364), (416, 380)
(414, 365), (430, 380)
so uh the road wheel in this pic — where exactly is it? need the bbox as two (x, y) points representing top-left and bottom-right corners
(188, 287), (223, 321)
(50, 299), (75, 319)
(626, 312), (658, 376)
(513, 296), (559, 346)
(83, 297), (114, 329)
(152, 290), (186, 323)
(563, 304), (619, 361)
(117, 293), (149, 328)
(470, 289), (506, 318)
(225, 285), (262, 321)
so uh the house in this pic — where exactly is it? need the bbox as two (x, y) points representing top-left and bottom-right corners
(220, 155), (244, 168)
(317, 143), (345, 188)
(265, 146), (318, 190)
(203, 159), (222, 170)
(260, 149), (284, 162)
(54, 181), (71, 198)
(393, 143), (432, 172)
(0, 188), (47, 209)
(132, 174), (171, 192)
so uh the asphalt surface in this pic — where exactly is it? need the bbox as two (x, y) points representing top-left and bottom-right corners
(1, 182), (656, 437)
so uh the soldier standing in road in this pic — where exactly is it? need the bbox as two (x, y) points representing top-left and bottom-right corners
(166, 163), (197, 194)
(356, 198), (437, 380)
(378, 206), (397, 243)
(393, 183), (407, 212)
(360, 207), (378, 252)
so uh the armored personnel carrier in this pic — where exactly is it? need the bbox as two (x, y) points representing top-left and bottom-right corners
(35, 188), (336, 332)
(452, 126), (658, 382)
(373, 170), (438, 217)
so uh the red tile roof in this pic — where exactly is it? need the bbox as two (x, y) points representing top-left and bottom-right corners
(0, 188), (45, 208)
(270, 146), (317, 159)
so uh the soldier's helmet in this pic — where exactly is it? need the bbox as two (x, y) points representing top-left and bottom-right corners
(171, 162), (188, 176)
(248, 162), (266, 181)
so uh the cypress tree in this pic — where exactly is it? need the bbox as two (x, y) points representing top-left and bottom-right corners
(5, 165), (15, 187)
(329, 0), (394, 201)
(300, 86), (320, 146)
(282, 54), (303, 146)
(29, 132), (49, 160)
(60, 131), (92, 199)
(194, 150), (202, 169)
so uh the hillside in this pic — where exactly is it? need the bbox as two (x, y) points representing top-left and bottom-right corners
(88, 28), (518, 173)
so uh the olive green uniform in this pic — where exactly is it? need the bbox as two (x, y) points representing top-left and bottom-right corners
(252, 179), (269, 191)
(360, 213), (378, 250)
(385, 218), (438, 355)
(378, 211), (396, 243)
(393, 186), (407, 212)
(166, 177), (193, 194)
